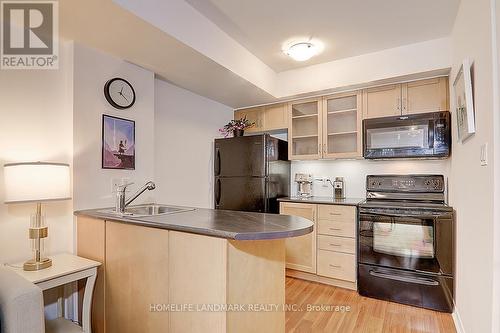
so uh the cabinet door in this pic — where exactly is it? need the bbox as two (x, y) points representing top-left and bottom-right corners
(288, 98), (322, 160)
(263, 103), (288, 130)
(402, 77), (449, 114)
(234, 107), (264, 133)
(105, 222), (169, 333)
(322, 91), (362, 159)
(279, 202), (316, 273)
(362, 84), (402, 119)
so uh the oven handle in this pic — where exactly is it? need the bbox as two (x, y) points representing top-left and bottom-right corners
(369, 270), (439, 286)
(359, 211), (447, 219)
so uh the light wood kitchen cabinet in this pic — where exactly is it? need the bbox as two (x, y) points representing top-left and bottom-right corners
(362, 77), (449, 119)
(105, 221), (169, 333)
(262, 103), (288, 130)
(234, 103), (288, 133)
(322, 91), (362, 159)
(316, 204), (356, 284)
(280, 202), (357, 290)
(234, 107), (264, 133)
(289, 92), (363, 160)
(279, 202), (317, 273)
(362, 84), (402, 119)
(288, 98), (323, 160)
(402, 77), (449, 114)
(77, 217), (286, 333)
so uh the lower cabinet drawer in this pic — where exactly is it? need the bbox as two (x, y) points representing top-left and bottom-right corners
(317, 250), (356, 282)
(317, 219), (355, 238)
(317, 235), (355, 254)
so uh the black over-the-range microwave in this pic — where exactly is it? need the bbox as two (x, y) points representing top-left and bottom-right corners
(363, 111), (451, 159)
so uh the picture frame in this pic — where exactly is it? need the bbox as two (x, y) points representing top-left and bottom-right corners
(102, 114), (135, 170)
(453, 58), (475, 142)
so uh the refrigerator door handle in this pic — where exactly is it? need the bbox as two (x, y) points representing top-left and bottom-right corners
(215, 178), (222, 207)
(214, 147), (221, 176)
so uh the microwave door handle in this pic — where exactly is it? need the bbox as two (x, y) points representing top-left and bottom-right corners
(428, 120), (434, 148)
(369, 270), (439, 286)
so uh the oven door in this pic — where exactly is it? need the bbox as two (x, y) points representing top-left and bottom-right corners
(358, 210), (453, 275)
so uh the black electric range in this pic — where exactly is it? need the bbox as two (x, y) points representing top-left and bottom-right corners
(357, 175), (455, 313)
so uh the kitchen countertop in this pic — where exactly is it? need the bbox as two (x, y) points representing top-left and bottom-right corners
(278, 196), (364, 206)
(74, 205), (313, 241)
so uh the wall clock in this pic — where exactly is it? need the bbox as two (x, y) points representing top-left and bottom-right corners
(104, 78), (136, 109)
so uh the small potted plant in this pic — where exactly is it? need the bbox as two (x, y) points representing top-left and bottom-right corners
(219, 117), (255, 137)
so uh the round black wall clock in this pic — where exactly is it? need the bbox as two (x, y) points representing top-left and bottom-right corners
(104, 78), (136, 109)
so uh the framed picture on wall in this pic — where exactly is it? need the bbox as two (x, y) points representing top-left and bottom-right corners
(453, 58), (476, 142)
(102, 115), (135, 169)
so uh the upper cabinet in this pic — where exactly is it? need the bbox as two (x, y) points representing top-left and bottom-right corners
(288, 91), (362, 160)
(322, 91), (362, 159)
(234, 106), (264, 133)
(234, 103), (288, 133)
(289, 98), (322, 160)
(362, 77), (449, 119)
(263, 103), (289, 130)
(402, 77), (449, 114)
(232, 76), (449, 161)
(362, 84), (402, 119)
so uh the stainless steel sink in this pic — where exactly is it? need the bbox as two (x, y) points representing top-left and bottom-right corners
(99, 204), (194, 217)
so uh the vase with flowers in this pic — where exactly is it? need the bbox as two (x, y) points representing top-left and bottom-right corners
(219, 117), (255, 137)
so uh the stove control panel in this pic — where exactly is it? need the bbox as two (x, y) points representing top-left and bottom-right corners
(366, 175), (445, 193)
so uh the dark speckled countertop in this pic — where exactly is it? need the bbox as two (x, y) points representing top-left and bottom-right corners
(75, 205), (314, 241)
(278, 196), (364, 206)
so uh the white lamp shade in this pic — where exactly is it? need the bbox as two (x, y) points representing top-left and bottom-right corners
(4, 162), (71, 203)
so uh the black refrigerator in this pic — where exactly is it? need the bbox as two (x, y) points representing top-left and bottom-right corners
(214, 134), (290, 213)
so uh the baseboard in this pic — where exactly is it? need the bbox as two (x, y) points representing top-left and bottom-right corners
(452, 307), (465, 333)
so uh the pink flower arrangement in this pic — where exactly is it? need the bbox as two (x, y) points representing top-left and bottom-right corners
(219, 117), (255, 137)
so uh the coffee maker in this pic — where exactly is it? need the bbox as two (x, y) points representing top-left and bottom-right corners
(333, 177), (345, 199)
(295, 173), (313, 197)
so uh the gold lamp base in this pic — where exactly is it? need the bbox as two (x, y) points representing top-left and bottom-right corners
(23, 202), (52, 271)
(23, 257), (52, 271)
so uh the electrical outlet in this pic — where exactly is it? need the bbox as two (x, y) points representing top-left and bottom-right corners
(480, 143), (488, 166)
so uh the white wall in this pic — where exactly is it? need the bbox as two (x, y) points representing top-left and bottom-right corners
(291, 159), (450, 199)
(276, 38), (452, 98)
(73, 43), (156, 210)
(0, 41), (74, 264)
(154, 79), (233, 208)
(449, 0), (497, 332)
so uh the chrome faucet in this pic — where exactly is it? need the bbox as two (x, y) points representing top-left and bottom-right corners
(115, 181), (156, 214)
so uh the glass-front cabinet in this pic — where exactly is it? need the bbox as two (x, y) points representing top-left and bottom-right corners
(288, 91), (362, 160)
(322, 91), (362, 159)
(289, 98), (322, 159)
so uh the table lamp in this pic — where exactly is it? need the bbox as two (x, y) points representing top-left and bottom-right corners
(4, 162), (71, 271)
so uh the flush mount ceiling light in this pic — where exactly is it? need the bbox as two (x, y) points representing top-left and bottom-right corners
(285, 42), (318, 62)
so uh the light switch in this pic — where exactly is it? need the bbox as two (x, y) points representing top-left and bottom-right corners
(480, 143), (488, 166)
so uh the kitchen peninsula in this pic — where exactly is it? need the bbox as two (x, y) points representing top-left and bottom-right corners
(75, 205), (313, 333)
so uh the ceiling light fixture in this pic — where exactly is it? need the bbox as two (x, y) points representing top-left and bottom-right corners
(285, 42), (318, 62)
